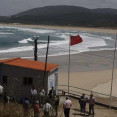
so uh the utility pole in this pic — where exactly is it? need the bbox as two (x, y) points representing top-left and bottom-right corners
(34, 36), (39, 61)
(43, 35), (50, 90)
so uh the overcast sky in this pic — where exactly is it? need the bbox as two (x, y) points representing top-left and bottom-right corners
(0, 0), (117, 16)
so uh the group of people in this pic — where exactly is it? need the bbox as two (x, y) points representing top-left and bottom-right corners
(63, 93), (95, 117)
(0, 85), (59, 117)
(0, 84), (96, 117)
(79, 93), (95, 115)
(0, 85), (10, 109)
(23, 97), (53, 117)
(23, 86), (59, 117)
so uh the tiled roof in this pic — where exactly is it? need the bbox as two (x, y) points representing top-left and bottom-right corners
(0, 58), (59, 72)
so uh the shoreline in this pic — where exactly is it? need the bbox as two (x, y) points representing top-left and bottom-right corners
(0, 23), (117, 98)
(0, 23), (117, 34)
(0, 49), (116, 72)
(0, 49), (117, 97)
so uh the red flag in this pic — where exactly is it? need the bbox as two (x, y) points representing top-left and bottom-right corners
(70, 35), (83, 46)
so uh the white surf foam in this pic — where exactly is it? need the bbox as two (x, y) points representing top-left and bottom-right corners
(52, 33), (108, 50)
(18, 28), (56, 34)
(101, 36), (113, 40)
(0, 46), (33, 53)
(0, 25), (56, 34)
(18, 38), (33, 44)
(0, 32), (13, 35)
(15, 26), (56, 34)
(81, 32), (113, 40)
(21, 47), (115, 59)
(0, 26), (114, 57)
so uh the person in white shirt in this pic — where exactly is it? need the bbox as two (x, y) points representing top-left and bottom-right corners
(63, 97), (72, 117)
(39, 87), (45, 106)
(43, 101), (53, 117)
(31, 86), (37, 104)
(40, 89), (45, 97)
(0, 85), (3, 101)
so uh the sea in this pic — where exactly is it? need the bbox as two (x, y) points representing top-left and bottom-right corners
(0, 25), (116, 59)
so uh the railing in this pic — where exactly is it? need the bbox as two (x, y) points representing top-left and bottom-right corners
(58, 85), (112, 97)
(58, 85), (117, 109)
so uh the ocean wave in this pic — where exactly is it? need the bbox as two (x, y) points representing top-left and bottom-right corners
(20, 47), (115, 59)
(53, 32), (79, 40)
(0, 46), (33, 53)
(58, 34), (69, 40)
(101, 36), (113, 40)
(0, 43), (50, 53)
(14, 27), (56, 34)
(18, 37), (54, 44)
(81, 32), (113, 40)
(0, 26), (56, 34)
(80, 34), (107, 46)
(18, 38), (33, 44)
(0, 32), (13, 35)
(18, 28), (56, 34)
(0, 26), (115, 58)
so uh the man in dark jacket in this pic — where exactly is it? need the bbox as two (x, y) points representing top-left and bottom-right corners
(89, 94), (95, 115)
(48, 87), (56, 99)
(79, 94), (87, 115)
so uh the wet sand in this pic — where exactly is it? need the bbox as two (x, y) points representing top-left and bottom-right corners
(0, 23), (117, 34)
(0, 49), (117, 97)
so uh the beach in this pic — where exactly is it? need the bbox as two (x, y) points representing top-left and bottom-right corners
(42, 50), (117, 93)
(0, 23), (117, 107)
(44, 50), (117, 107)
(0, 23), (117, 94)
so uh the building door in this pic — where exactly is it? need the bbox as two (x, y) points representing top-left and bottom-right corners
(48, 73), (58, 94)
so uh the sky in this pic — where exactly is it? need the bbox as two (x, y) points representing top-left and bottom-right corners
(0, 0), (117, 16)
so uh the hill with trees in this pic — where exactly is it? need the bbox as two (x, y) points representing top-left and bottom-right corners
(0, 6), (117, 27)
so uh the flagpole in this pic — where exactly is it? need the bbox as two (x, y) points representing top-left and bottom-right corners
(67, 34), (82, 96)
(68, 36), (71, 96)
(109, 33), (117, 108)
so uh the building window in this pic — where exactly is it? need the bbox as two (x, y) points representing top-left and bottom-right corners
(23, 77), (33, 85)
(23, 77), (27, 85)
(3, 76), (7, 84)
(28, 77), (33, 85)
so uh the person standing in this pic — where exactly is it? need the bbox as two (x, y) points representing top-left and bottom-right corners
(31, 86), (37, 104)
(23, 98), (30, 117)
(48, 87), (56, 99)
(33, 101), (40, 117)
(63, 97), (72, 117)
(54, 95), (59, 117)
(89, 94), (95, 115)
(0, 85), (3, 101)
(3, 92), (10, 109)
(79, 94), (87, 115)
(39, 87), (45, 106)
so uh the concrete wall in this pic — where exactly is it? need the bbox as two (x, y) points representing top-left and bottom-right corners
(1, 64), (50, 101)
